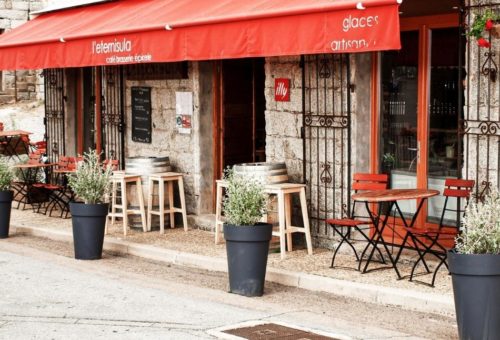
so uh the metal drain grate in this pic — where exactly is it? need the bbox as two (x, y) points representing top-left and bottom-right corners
(222, 323), (339, 340)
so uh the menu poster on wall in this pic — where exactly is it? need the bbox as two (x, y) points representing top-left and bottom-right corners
(175, 91), (193, 134)
(131, 86), (152, 143)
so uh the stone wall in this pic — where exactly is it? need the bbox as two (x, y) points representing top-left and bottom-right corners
(264, 55), (371, 248)
(463, 3), (500, 195)
(124, 62), (214, 215)
(0, 0), (47, 101)
(264, 56), (304, 183)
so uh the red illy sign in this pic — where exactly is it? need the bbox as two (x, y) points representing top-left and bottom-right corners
(275, 78), (290, 102)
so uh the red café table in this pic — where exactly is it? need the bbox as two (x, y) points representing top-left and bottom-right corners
(0, 130), (32, 161)
(351, 189), (439, 279)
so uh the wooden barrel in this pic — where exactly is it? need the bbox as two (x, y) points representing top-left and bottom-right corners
(124, 156), (171, 229)
(233, 162), (288, 184)
(125, 156), (171, 179)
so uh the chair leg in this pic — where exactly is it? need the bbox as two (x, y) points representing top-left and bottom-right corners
(330, 225), (360, 269)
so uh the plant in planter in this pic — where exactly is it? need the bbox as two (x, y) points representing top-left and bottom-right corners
(448, 189), (500, 339)
(469, 10), (500, 48)
(67, 150), (113, 260)
(0, 157), (15, 239)
(222, 169), (272, 297)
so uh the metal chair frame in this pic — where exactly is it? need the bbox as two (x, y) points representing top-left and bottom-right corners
(326, 173), (389, 270)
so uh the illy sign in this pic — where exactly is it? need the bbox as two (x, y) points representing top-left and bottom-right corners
(275, 78), (290, 102)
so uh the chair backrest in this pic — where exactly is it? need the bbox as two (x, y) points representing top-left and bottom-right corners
(348, 173), (389, 218)
(57, 156), (69, 171)
(352, 173), (389, 192)
(27, 151), (42, 164)
(103, 159), (119, 171)
(439, 178), (475, 229)
(67, 156), (84, 171)
(20, 134), (30, 144)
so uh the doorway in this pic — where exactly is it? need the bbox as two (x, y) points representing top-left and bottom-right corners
(377, 15), (463, 233)
(214, 58), (266, 179)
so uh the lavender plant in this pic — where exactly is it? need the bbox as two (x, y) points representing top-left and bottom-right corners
(456, 189), (500, 254)
(67, 150), (112, 204)
(222, 169), (266, 226)
(0, 157), (14, 191)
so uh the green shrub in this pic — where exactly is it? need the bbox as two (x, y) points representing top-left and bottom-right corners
(0, 157), (14, 191)
(456, 189), (500, 254)
(222, 169), (266, 226)
(67, 150), (112, 205)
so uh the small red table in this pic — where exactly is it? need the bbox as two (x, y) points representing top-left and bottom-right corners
(0, 130), (33, 161)
(352, 189), (439, 279)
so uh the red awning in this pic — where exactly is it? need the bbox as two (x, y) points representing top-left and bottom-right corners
(0, 0), (402, 70)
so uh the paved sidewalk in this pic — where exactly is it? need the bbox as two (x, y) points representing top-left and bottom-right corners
(10, 209), (455, 316)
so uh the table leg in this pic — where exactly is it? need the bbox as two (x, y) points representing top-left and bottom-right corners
(278, 191), (286, 260)
(360, 201), (403, 279)
(393, 200), (431, 274)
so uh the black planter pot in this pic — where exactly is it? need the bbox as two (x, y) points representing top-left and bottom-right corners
(0, 190), (13, 239)
(69, 202), (109, 260)
(448, 251), (500, 340)
(223, 223), (273, 297)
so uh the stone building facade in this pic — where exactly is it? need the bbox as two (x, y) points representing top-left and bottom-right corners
(26, 0), (498, 249)
(0, 0), (47, 102)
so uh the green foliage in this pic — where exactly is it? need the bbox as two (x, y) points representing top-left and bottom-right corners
(67, 150), (112, 205)
(222, 169), (266, 226)
(469, 10), (499, 39)
(0, 157), (14, 191)
(456, 189), (500, 254)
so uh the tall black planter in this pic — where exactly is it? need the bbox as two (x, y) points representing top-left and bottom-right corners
(70, 202), (109, 260)
(0, 190), (13, 239)
(448, 251), (500, 340)
(224, 223), (273, 297)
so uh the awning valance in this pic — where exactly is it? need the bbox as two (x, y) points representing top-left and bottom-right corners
(0, 0), (402, 70)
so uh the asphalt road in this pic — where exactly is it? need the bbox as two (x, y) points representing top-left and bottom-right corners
(0, 235), (457, 339)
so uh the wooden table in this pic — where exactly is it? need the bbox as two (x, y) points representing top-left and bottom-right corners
(352, 189), (439, 279)
(0, 130), (32, 161)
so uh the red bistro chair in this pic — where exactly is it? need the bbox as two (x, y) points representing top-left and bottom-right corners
(103, 159), (119, 171)
(326, 173), (389, 270)
(401, 179), (475, 287)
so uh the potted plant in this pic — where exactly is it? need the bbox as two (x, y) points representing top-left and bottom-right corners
(448, 189), (500, 339)
(469, 10), (500, 48)
(0, 157), (15, 239)
(222, 169), (272, 297)
(67, 150), (112, 260)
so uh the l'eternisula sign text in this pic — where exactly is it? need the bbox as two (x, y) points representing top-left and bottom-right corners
(91, 38), (152, 64)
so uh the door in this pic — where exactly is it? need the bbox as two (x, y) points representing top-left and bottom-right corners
(378, 16), (462, 233)
(214, 58), (266, 179)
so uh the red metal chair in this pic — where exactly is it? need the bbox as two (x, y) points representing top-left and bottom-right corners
(103, 159), (119, 171)
(326, 173), (389, 270)
(33, 155), (73, 218)
(403, 179), (475, 287)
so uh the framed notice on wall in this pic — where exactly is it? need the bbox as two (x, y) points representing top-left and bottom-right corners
(131, 86), (152, 143)
(175, 91), (193, 134)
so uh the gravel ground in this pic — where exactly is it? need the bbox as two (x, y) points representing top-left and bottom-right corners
(11, 208), (453, 296)
(3, 235), (458, 339)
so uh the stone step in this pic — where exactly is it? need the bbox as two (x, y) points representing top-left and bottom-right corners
(0, 94), (15, 104)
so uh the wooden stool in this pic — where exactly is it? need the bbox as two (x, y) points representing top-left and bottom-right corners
(106, 172), (147, 236)
(215, 180), (313, 259)
(147, 172), (188, 233)
(266, 183), (313, 259)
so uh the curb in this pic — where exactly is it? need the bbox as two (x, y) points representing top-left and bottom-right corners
(11, 224), (455, 316)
